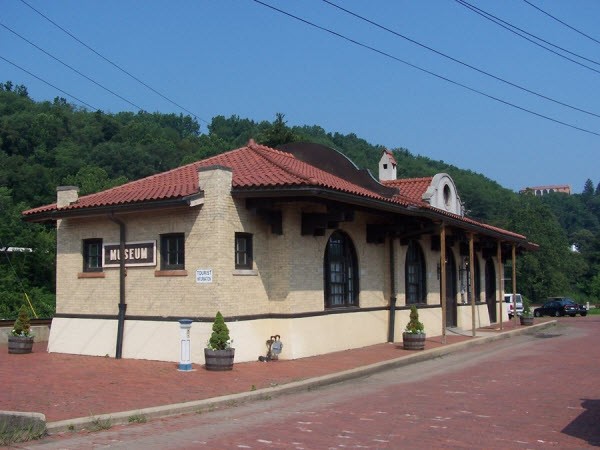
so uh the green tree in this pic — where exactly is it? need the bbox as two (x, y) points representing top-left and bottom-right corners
(582, 178), (594, 198)
(208, 115), (258, 148)
(590, 273), (600, 300)
(0, 187), (55, 318)
(257, 113), (299, 148)
(62, 166), (128, 195)
(505, 195), (572, 301)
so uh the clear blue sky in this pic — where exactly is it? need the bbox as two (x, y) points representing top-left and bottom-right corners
(2, 0), (599, 193)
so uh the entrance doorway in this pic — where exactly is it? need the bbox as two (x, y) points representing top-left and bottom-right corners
(485, 258), (497, 322)
(445, 248), (457, 327)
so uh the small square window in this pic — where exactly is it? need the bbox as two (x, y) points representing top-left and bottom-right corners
(161, 233), (185, 270)
(235, 233), (253, 270)
(83, 239), (103, 272)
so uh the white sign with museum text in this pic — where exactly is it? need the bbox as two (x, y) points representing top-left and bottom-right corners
(103, 241), (156, 267)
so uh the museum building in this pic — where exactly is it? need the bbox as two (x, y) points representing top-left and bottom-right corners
(22, 141), (535, 363)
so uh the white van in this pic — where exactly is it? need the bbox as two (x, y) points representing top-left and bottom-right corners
(504, 293), (524, 319)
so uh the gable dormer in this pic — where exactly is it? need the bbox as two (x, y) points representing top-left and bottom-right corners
(378, 149), (397, 181)
(422, 173), (464, 216)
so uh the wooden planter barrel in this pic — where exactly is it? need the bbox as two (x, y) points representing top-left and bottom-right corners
(8, 336), (34, 354)
(204, 348), (235, 371)
(402, 332), (426, 351)
(520, 316), (534, 326)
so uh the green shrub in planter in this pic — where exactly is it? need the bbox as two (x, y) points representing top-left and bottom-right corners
(207, 311), (232, 350)
(403, 305), (426, 350)
(11, 305), (33, 337)
(8, 305), (34, 354)
(205, 312), (235, 371)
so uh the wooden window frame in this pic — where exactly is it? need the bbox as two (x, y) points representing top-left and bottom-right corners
(160, 233), (185, 271)
(405, 240), (427, 305)
(235, 233), (253, 270)
(83, 238), (103, 273)
(324, 231), (359, 309)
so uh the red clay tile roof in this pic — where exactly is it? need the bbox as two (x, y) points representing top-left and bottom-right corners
(22, 141), (409, 216)
(22, 141), (529, 243)
(383, 177), (433, 204)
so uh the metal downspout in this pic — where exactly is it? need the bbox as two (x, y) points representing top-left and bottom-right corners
(109, 214), (127, 359)
(388, 236), (396, 342)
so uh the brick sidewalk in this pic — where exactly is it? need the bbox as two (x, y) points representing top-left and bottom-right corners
(1, 333), (484, 422)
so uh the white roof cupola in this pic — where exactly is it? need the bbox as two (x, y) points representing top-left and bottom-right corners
(378, 149), (397, 181)
(422, 173), (464, 216)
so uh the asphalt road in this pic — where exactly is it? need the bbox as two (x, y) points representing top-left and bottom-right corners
(17, 316), (600, 449)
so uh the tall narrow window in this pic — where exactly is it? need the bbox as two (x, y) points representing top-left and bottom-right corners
(324, 231), (359, 308)
(235, 233), (253, 269)
(83, 239), (103, 272)
(405, 240), (426, 304)
(160, 233), (185, 270)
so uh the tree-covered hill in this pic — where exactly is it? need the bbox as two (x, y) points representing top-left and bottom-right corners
(1, 82), (599, 318)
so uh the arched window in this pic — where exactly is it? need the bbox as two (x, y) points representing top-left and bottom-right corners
(324, 231), (359, 308)
(405, 240), (427, 304)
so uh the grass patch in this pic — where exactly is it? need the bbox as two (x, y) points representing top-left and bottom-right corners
(127, 413), (147, 424)
(89, 416), (112, 432)
(586, 307), (600, 315)
(0, 422), (46, 445)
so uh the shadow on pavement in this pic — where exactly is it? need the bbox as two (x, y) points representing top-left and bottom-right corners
(562, 398), (600, 446)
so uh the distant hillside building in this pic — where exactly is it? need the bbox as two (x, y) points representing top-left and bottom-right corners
(520, 184), (571, 196)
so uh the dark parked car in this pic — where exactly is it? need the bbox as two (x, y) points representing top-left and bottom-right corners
(534, 297), (587, 317)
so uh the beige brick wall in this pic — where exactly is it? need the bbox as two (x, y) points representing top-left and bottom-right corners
(57, 199), (393, 318)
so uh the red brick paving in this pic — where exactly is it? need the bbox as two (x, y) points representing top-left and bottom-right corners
(0, 319), (536, 423)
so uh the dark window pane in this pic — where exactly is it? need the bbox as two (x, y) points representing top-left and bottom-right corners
(405, 240), (426, 304)
(161, 233), (185, 270)
(83, 239), (103, 272)
(324, 231), (359, 308)
(235, 233), (253, 269)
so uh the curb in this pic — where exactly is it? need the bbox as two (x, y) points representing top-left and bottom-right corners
(0, 411), (46, 438)
(45, 320), (556, 434)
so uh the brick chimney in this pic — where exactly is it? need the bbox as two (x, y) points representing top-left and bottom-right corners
(56, 186), (79, 208)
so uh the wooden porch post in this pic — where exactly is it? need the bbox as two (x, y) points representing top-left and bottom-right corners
(497, 241), (504, 330)
(469, 233), (476, 337)
(441, 223), (447, 344)
(512, 243), (517, 326)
